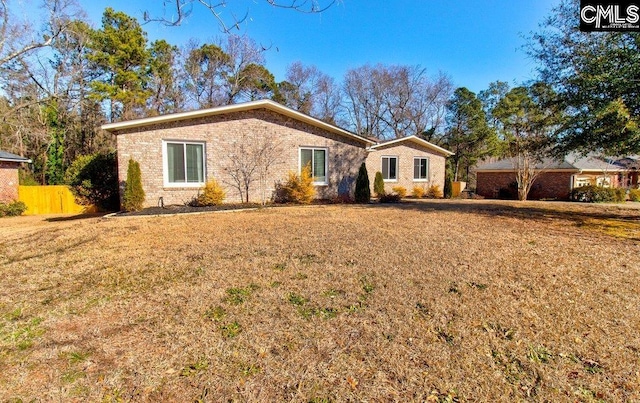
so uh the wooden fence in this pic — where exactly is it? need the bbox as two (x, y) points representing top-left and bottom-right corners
(18, 185), (97, 215)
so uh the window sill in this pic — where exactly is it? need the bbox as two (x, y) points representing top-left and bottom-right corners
(413, 179), (429, 182)
(163, 183), (204, 189)
(383, 179), (398, 183)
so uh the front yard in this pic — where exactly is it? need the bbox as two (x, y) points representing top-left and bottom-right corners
(1, 200), (639, 401)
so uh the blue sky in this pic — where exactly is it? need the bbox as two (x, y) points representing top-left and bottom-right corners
(81, 1), (560, 94)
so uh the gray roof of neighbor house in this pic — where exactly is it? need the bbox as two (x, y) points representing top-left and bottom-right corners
(476, 153), (624, 172)
(101, 99), (376, 146)
(0, 150), (31, 163)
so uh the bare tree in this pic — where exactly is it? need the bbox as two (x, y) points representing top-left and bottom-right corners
(223, 35), (266, 104)
(341, 64), (452, 140)
(222, 132), (284, 204)
(277, 61), (341, 123)
(143, 0), (336, 32)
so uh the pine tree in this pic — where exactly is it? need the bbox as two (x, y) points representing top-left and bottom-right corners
(123, 159), (145, 211)
(374, 171), (385, 197)
(354, 162), (370, 203)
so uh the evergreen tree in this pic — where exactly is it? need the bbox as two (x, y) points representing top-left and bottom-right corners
(373, 171), (385, 197)
(123, 159), (145, 211)
(444, 87), (497, 182)
(529, 0), (640, 155)
(354, 162), (370, 203)
(88, 8), (151, 121)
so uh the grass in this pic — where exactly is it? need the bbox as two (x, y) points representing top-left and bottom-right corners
(0, 199), (639, 401)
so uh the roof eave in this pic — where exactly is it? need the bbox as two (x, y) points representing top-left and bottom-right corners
(368, 135), (454, 156)
(0, 157), (32, 163)
(101, 100), (375, 146)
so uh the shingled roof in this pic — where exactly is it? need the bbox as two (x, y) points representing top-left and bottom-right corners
(0, 150), (31, 163)
(476, 154), (624, 172)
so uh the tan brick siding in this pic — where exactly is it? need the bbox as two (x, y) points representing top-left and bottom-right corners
(477, 171), (576, 200)
(365, 142), (447, 196)
(0, 162), (20, 202)
(116, 109), (369, 207)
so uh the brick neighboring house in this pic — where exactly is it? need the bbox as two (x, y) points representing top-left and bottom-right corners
(476, 154), (625, 200)
(102, 100), (453, 207)
(365, 136), (453, 194)
(0, 150), (31, 203)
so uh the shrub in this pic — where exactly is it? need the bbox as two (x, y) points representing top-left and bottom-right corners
(629, 188), (640, 202)
(614, 187), (627, 203)
(427, 184), (443, 198)
(18, 169), (39, 186)
(379, 193), (402, 203)
(354, 162), (371, 203)
(276, 164), (315, 204)
(65, 151), (119, 211)
(392, 186), (407, 198)
(412, 186), (425, 198)
(122, 159), (145, 212)
(197, 179), (226, 206)
(0, 200), (27, 217)
(374, 171), (385, 197)
(569, 185), (624, 203)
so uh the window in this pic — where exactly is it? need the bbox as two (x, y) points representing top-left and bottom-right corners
(381, 156), (398, 181)
(413, 157), (429, 181)
(300, 147), (327, 184)
(164, 141), (205, 186)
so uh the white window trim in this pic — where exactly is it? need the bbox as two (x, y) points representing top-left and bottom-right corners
(413, 156), (430, 182)
(299, 147), (329, 186)
(381, 155), (399, 182)
(162, 140), (207, 188)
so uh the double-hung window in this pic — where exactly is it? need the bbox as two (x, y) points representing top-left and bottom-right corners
(381, 156), (398, 181)
(413, 157), (429, 181)
(163, 140), (205, 187)
(300, 147), (327, 185)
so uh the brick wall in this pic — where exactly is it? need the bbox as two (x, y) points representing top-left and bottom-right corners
(477, 171), (575, 200)
(365, 141), (447, 196)
(115, 108), (369, 207)
(0, 162), (20, 202)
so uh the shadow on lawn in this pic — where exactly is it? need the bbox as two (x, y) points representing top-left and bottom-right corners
(45, 213), (107, 222)
(372, 199), (640, 224)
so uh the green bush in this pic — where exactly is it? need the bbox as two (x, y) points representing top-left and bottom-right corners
(614, 187), (627, 203)
(65, 151), (119, 211)
(122, 159), (145, 212)
(0, 200), (27, 217)
(18, 169), (39, 186)
(569, 185), (624, 203)
(354, 162), (370, 203)
(374, 171), (385, 197)
(629, 188), (640, 202)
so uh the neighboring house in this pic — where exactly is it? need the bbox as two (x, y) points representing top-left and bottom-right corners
(102, 100), (452, 207)
(615, 156), (639, 188)
(365, 136), (453, 194)
(476, 154), (625, 200)
(0, 150), (31, 203)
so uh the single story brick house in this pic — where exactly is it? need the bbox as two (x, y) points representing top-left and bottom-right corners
(0, 150), (31, 203)
(476, 154), (625, 200)
(365, 136), (453, 194)
(102, 100), (452, 207)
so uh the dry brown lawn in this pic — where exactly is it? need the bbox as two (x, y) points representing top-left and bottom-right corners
(1, 199), (639, 402)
